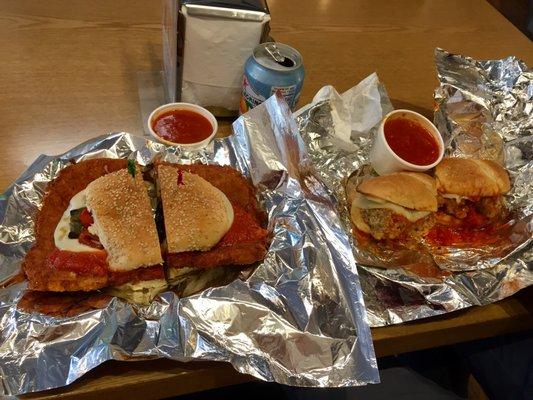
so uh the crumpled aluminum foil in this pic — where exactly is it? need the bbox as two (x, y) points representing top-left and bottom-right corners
(0, 94), (379, 395)
(295, 49), (532, 327)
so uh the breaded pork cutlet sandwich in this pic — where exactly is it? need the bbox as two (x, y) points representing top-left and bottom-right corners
(23, 159), (167, 303)
(434, 158), (510, 227)
(156, 163), (269, 290)
(349, 172), (438, 240)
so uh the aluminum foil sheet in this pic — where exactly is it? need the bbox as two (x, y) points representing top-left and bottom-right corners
(0, 94), (378, 395)
(295, 50), (532, 327)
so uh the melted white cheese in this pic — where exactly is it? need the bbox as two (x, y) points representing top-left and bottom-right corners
(352, 193), (430, 222)
(88, 221), (100, 237)
(53, 189), (99, 252)
(441, 193), (468, 203)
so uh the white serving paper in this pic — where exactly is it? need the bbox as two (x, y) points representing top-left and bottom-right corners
(181, 7), (270, 110)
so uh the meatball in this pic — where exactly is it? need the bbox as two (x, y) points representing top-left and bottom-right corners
(360, 209), (434, 240)
(437, 194), (506, 221)
(360, 209), (407, 239)
(476, 196), (506, 219)
(437, 195), (470, 219)
(407, 214), (436, 238)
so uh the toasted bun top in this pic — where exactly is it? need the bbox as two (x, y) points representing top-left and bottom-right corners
(357, 172), (437, 211)
(85, 168), (163, 272)
(435, 157), (510, 197)
(158, 165), (234, 253)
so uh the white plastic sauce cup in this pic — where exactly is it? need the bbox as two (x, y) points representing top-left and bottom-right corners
(148, 102), (218, 150)
(370, 109), (444, 175)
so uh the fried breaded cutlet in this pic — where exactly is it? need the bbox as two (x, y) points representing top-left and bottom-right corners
(156, 163), (269, 272)
(23, 159), (165, 292)
(167, 206), (269, 269)
(22, 159), (269, 298)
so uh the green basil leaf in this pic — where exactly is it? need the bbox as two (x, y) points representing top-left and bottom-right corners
(70, 208), (83, 218)
(127, 159), (136, 177)
(69, 221), (83, 237)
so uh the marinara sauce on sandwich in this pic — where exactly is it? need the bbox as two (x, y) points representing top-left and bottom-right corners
(427, 157), (511, 246)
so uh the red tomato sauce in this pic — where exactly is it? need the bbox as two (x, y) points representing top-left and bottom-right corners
(45, 248), (108, 276)
(427, 207), (500, 246)
(218, 206), (267, 247)
(384, 117), (439, 165)
(79, 208), (94, 227)
(462, 209), (488, 228)
(351, 224), (450, 279)
(78, 230), (104, 249)
(45, 248), (164, 284)
(426, 225), (500, 247)
(152, 109), (213, 144)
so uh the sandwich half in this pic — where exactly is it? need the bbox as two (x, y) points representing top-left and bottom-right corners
(23, 159), (167, 303)
(156, 163), (269, 292)
(434, 157), (510, 227)
(349, 172), (438, 240)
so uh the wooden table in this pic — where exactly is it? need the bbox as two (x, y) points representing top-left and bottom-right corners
(1, 0), (531, 398)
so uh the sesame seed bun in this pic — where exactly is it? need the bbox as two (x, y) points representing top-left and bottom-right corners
(85, 168), (163, 272)
(158, 165), (234, 253)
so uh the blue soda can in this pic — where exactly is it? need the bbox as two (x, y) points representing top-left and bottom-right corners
(240, 42), (305, 114)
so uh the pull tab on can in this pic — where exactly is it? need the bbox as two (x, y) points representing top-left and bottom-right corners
(265, 43), (285, 63)
(264, 42), (295, 68)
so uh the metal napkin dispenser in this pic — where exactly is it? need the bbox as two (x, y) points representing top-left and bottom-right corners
(163, 0), (270, 116)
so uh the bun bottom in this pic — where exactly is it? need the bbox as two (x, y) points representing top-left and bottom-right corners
(105, 279), (168, 305)
(167, 266), (241, 298)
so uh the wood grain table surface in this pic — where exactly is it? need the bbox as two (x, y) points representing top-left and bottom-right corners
(0, 0), (531, 398)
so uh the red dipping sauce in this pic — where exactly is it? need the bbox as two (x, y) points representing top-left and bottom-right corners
(152, 109), (213, 144)
(384, 117), (439, 165)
